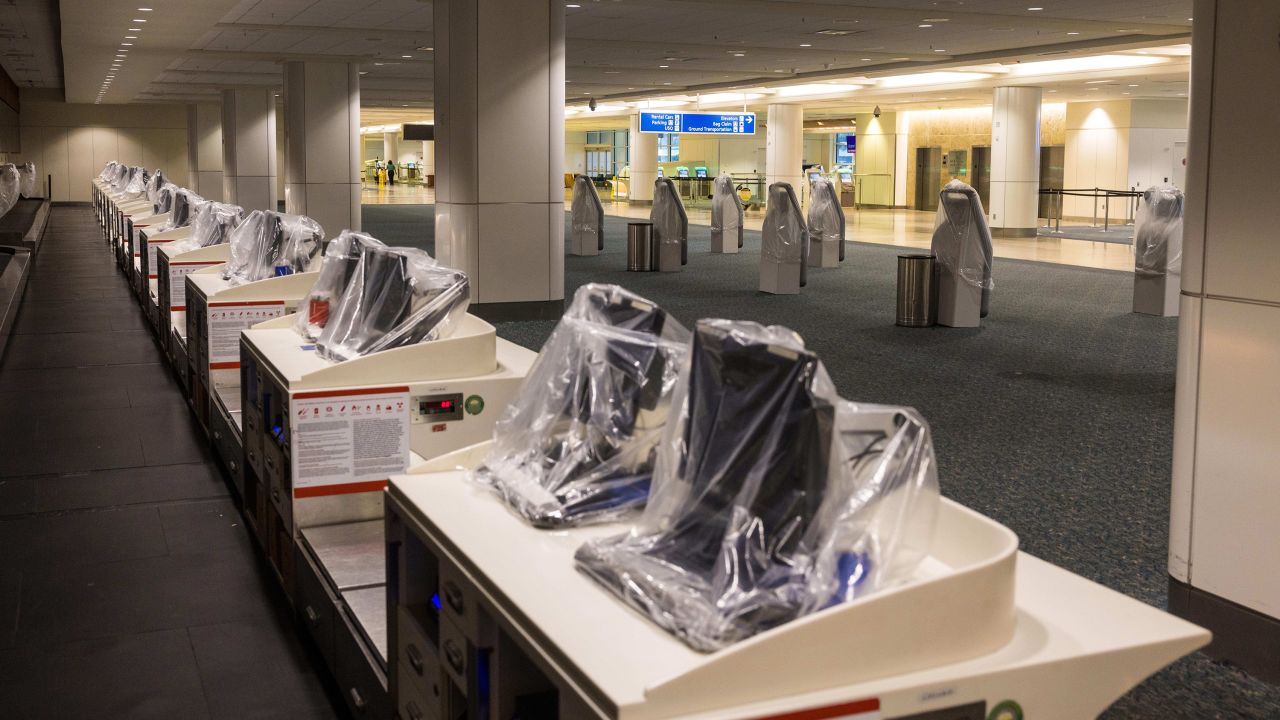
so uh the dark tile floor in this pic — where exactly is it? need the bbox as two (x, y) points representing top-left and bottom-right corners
(0, 207), (342, 719)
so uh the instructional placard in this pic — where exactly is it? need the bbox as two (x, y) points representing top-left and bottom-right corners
(168, 262), (222, 311)
(290, 387), (411, 493)
(147, 240), (174, 278)
(207, 301), (285, 368)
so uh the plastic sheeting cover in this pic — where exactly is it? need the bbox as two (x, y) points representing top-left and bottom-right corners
(1134, 184), (1184, 278)
(808, 177), (846, 262)
(17, 162), (36, 198)
(109, 164), (131, 191)
(761, 182), (809, 283)
(221, 210), (324, 286)
(295, 230), (385, 340)
(123, 166), (149, 198)
(652, 177), (689, 265)
(710, 173), (744, 249)
(932, 179), (994, 314)
(474, 284), (692, 528)
(153, 183), (179, 217)
(155, 188), (204, 233)
(0, 165), (19, 217)
(145, 169), (167, 205)
(576, 319), (939, 652)
(572, 174), (605, 252)
(315, 244), (469, 362)
(169, 202), (243, 255)
(99, 162), (119, 182)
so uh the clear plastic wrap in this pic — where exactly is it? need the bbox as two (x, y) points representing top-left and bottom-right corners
(167, 202), (243, 255)
(761, 182), (810, 285)
(932, 179), (994, 315)
(0, 164), (19, 217)
(145, 169), (166, 205)
(294, 230), (385, 340)
(123, 166), (149, 198)
(571, 174), (605, 253)
(154, 188), (204, 233)
(651, 177), (689, 267)
(807, 176), (846, 263)
(1134, 184), (1184, 278)
(315, 245), (469, 362)
(17, 162), (36, 198)
(99, 161), (119, 182)
(710, 172), (744, 251)
(575, 319), (939, 652)
(473, 284), (692, 528)
(221, 210), (324, 286)
(114, 165), (134, 192)
(152, 183), (178, 217)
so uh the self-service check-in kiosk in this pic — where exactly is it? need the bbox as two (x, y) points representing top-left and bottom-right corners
(236, 237), (536, 718)
(931, 180), (993, 328)
(807, 175), (846, 268)
(651, 177), (687, 272)
(382, 311), (1209, 720)
(157, 202), (244, 375)
(710, 172), (743, 254)
(1132, 184), (1183, 317)
(570, 174), (605, 257)
(837, 165), (856, 207)
(760, 182), (809, 294)
(138, 188), (203, 328)
(185, 210), (324, 432)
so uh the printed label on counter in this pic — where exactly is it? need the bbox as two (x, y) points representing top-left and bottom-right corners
(147, 240), (175, 278)
(207, 301), (285, 368)
(290, 386), (411, 495)
(169, 262), (221, 311)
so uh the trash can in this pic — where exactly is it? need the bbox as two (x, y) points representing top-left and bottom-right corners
(627, 222), (654, 271)
(896, 254), (936, 327)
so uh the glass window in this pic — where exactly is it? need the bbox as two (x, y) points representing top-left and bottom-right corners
(657, 133), (680, 163)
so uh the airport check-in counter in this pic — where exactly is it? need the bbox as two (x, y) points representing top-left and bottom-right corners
(184, 269), (319, 433)
(237, 314), (536, 718)
(384, 472), (1207, 719)
(157, 243), (232, 381)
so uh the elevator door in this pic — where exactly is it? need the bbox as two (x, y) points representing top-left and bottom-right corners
(1039, 145), (1065, 218)
(915, 146), (942, 212)
(970, 146), (992, 209)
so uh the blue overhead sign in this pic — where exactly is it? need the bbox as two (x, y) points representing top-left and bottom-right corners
(638, 111), (756, 135)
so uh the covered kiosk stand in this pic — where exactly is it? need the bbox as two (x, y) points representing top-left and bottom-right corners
(1132, 184), (1183, 317)
(650, 177), (687, 272)
(931, 180), (994, 328)
(807, 175), (846, 267)
(570, 174), (605, 256)
(710, 172), (743, 254)
(759, 181), (809, 294)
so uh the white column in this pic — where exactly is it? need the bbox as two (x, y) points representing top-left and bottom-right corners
(283, 60), (361, 235)
(220, 88), (277, 211)
(434, 0), (564, 315)
(186, 103), (224, 201)
(629, 114), (657, 204)
(1168, 0), (1280, 681)
(383, 132), (399, 166)
(989, 86), (1042, 237)
(421, 141), (435, 176)
(766, 104), (804, 194)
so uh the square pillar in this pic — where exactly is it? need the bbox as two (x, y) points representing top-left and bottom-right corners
(434, 0), (565, 317)
(187, 103), (224, 202)
(283, 61), (361, 235)
(221, 88), (277, 211)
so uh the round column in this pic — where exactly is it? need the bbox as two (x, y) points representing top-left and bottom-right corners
(990, 86), (1042, 237)
(766, 104), (804, 194)
(629, 114), (657, 204)
(383, 132), (399, 166)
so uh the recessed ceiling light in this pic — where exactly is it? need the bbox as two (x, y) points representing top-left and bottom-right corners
(923, 18), (949, 22)
(132, 19), (147, 22)
(860, 57), (871, 61)
(658, 64), (668, 68)
(1123, 92), (1131, 95)
(402, 55), (412, 58)
(138, 7), (152, 10)
(1088, 87), (1099, 91)
(417, 46), (433, 51)
(934, 49), (947, 53)
(918, 24), (933, 28)
(1128, 84), (1139, 87)
(799, 43), (811, 47)
(359, 71), (368, 75)
(566, 3), (580, 6)
(663, 82), (672, 85)
(125, 36), (137, 39)
(121, 43), (132, 46)
(733, 52), (745, 57)
(1027, 7), (1043, 11)
(1066, 31), (1079, 35)
(129, 28), (141, 31)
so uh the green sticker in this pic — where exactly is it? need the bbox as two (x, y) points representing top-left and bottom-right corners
(465, 395), (485, 415)
(988, 700), (1024, 720)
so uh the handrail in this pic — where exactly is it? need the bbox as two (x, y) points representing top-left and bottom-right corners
(1037, 187), (1143, 233)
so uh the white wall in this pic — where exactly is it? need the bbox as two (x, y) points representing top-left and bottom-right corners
(10, 91), (188, 203)
(1064, 99), (1188, 220)
(564, 130), (586, 175)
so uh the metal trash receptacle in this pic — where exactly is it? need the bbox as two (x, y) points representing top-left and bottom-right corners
(896, 254), (937, 327)
(627, 222), (654, 271)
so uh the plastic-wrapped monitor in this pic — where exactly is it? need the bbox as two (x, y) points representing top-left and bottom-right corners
(295, 230), (386, 340)
(474, 284), (691, 527)
(221, 210), (324, 285)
